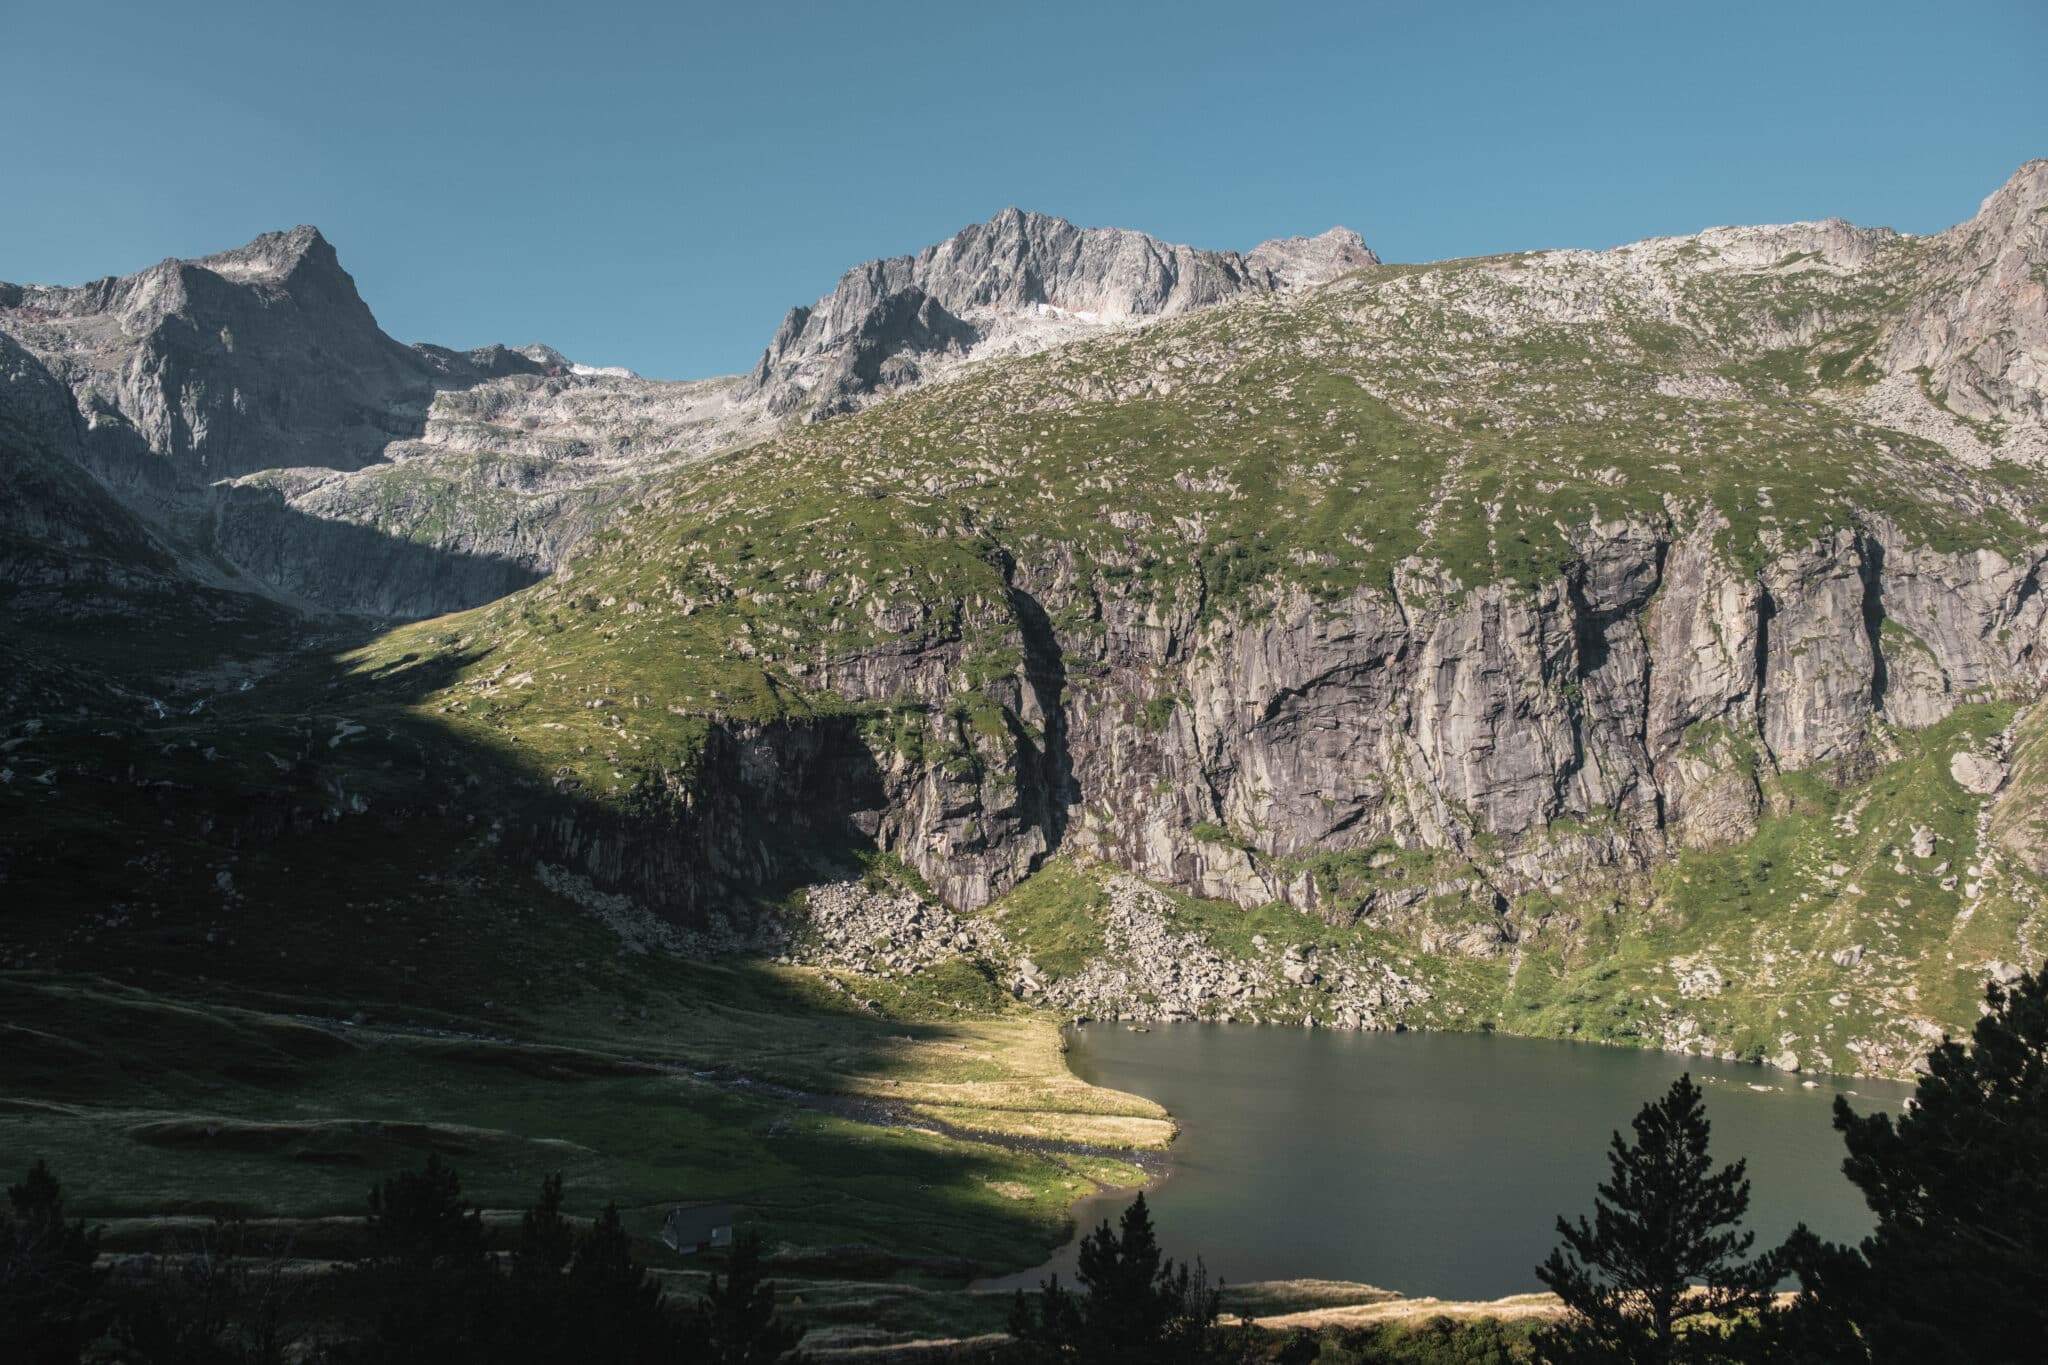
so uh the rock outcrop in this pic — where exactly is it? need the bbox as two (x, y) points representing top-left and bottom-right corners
(0, 216), (1374, 621)
(678, 513), (2045, 917)
(744, 208), (1376, 420)
(789, 873), (1429, 1029)
(1885, 159), (2048, 438)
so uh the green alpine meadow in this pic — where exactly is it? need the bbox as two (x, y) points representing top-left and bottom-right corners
(3, 17), (2044, 1349)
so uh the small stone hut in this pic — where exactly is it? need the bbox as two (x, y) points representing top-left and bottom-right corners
(661, 1201), (740, 1255)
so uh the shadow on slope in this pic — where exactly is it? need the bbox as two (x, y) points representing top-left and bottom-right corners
(206, 479), (548, 621)
(0, 625), (1136, 1272)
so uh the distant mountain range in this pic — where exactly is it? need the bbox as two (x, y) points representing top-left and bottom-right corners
(0, 212), (1374, 621)
(4, 163), (2047, 1078)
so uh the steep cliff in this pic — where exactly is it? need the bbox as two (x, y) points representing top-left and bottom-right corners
(1883, 160), (2048, 454)
(6, 166), (2047, 1077)
(315, 163), (2048, 1073)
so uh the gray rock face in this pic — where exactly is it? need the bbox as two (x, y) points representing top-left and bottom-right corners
(1759, 529), (1880, 771)
(1066, 526), (2042, 916)
(744, 208), (1376, 420)
(1, 214), (1373, 622)
(1886, 159), (2048, 432)
(0, 331), (85, 464)
(0, 229), (768, 619)
(694, 508), (2046, 916)
(0, 227), (433, 489)
(1245, 228), (1377, 290)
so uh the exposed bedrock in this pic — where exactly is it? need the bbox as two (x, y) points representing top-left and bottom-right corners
(1886, 159), (2048, 430)
(642, 516), (2047, 922)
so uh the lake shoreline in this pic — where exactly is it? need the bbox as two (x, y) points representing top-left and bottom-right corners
(1055, 1013), (1920, 1085)
(1005, 1020), (1909, 1301)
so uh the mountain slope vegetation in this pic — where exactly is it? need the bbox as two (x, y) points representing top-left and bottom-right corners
(3, 165), (2047, 1317)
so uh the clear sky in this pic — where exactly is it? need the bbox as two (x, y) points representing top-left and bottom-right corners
(3, 1), (2042, 379)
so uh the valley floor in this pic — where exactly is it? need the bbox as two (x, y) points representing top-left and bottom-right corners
(0, 937), (1590, 1353)
(4, 666), (2038, 1351)
(0, 967), (1166, 1272)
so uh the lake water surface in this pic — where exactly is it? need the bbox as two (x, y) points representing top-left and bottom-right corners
(989, 1025), (1912, 1300)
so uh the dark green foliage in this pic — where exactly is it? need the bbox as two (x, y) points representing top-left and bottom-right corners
(1764, 964), (2048, 1363)
(512, 1171), (575, 1284)
(0, 1160), (107, 1365)
(1320, 1315), (1538, 1363)
(336, 1154), (499, 1364)
(1271, 1327), (1322, 1365)
(1138, 694), (1179, 733)
(502, 1175), (676, 1364)
(690, 1229), (802, 1364)
(1533, 1076), (1772, 1364)
(362, 1153), (489, 1268)
(1009, 1271), (1082, 1358)
(105, 1218), (299, 1365)
(1008, 1193), (1220, 1363)
(360, 1166), (695, 1365)
(560, 1204), (679, 1363)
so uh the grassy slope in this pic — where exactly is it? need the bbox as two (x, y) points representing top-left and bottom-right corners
(335, 237), (2047, 812)
(972, 703), (2045, 1074)
(6, 229), (2048, 1349)
(1499, 703), (2046, 1071)
(0, 700), (1163, 1276)
(0, 973), (1154, 1269)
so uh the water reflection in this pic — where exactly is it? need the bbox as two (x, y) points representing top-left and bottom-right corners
(987, 1025), (1910, 1300)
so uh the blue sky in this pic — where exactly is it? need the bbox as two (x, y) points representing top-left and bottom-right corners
(3, 1), (2042, 379)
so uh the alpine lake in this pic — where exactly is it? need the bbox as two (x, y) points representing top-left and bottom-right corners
(986, 1025), (1914, 1301)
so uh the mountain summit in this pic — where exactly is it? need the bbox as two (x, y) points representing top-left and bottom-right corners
(745, 208), (1377, 420)
(4, 164), (2048, 1083)
(0, 209), (1375, 619)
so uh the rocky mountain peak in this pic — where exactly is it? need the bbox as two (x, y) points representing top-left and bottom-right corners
(1886, 159), (2048, 435)
(910, 207), (1250, 319)
(188, 224), (341, 284)
(745, 208), (1378, 421)
(1245, 226), (1380, 289)
(1955, 158), (2048, 238)
(0, 225), (429, 489)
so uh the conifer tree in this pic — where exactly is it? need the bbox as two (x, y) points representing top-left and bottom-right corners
(513, 1172), (575, 1283)
(692, 1229), (801, 1364)
(1534, 1075), (1773, 1364)
(340, 1154), (498, 1365)
(1766, 965), (2048, 1363)
(498, 1175), (681, 1365)
(1008, 1193), (1220, 1364)
(0, 1160), (107, 1365)
(502, 1173), (576, 1365)
(565, 1204), (675, 1363)
(362, 1153), (489, 1271)
(109, 1216), (300, 1365)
